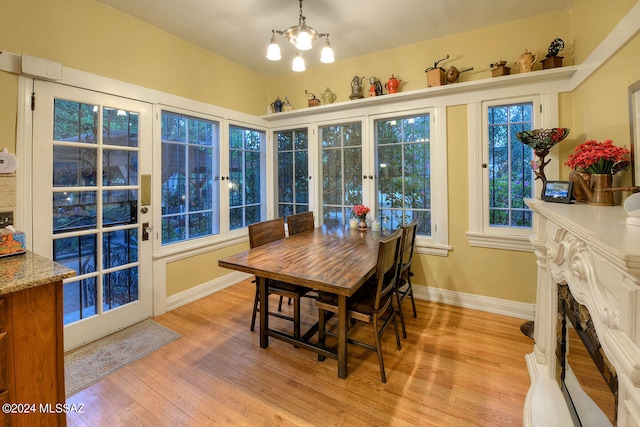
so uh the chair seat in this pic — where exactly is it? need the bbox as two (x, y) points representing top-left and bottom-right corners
(317, 280), (390, 316)
(267, 279), (312, 298)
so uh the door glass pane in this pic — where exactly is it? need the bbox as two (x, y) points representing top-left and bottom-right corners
(276, 128), (308, 218)
(103, 149), (138, 186)
(103, 107), (138, 147)
(103, 266), (138, 310)
(63, 278), (97, 324)
(54, 234), (97, 275)
(103, 190), (137, 226)
(103, 229), (138, 268)
(53, 191), (97, 233)
(53, 146), (97, 187)
(53, 100), (98, 143)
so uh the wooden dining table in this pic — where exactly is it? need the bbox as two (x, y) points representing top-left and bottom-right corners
(218, 224), (391, 379)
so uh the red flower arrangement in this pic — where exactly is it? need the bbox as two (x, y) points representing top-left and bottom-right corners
(352, 204), (370, 219)
(564, 139), (629, 174)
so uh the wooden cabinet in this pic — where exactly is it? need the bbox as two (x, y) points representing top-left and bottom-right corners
(0, 252), (74, 427)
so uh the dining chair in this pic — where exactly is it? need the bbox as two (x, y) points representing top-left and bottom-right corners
(248, 218), (311, 340)
(286, 211), (315, 236)
(315, 228), (403, 383)
(394, 220), (419, 339)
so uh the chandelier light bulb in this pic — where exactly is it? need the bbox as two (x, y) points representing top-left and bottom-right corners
(320, 37), (334, 63)
(266, 31), (281, 61)
(295, 29), (313, 51)
(292, 52), (306, 72)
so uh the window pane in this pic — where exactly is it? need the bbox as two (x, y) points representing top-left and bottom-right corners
(376, 114), (431, 236)
(320, 123), (362, 226)
(487, 102), (534, 228)
(229, 125), (264, 229)
(276, 128), (308, 217)
(160, 111), (219, 244)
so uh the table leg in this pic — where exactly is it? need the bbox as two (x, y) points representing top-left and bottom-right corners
(259, 276), (269, 348)
(337, 294), (348, 379)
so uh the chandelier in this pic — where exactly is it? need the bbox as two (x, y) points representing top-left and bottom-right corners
(266, 0), (334, 72)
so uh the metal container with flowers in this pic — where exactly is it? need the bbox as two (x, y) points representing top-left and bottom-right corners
(352, 204), (370, 230)
(564, 139), (630, 206)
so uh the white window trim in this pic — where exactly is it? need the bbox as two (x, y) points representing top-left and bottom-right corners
(467, 94), (559, 252)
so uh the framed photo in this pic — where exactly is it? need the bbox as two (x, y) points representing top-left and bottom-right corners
(543, 180), (573, 203)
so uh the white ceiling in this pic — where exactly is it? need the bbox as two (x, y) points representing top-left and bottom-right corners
(96, 0), (573, 77)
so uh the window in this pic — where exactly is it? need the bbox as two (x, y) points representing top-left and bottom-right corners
(375, 113), (432, 236)
(160, 111), (220, 245)
(320, 122), (362, 226)
(467, 96), (549, 251)
(276, 128), (309, 218)
(229, 125), (265, 229)
(487, 103), (534, 229)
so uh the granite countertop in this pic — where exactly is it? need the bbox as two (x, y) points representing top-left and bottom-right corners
(0, 250), (76, 296)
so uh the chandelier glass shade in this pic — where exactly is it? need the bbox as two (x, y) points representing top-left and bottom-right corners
(266, 0), (334, 71)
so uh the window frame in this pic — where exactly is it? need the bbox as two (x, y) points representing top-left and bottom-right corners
(467, 94), (559, 251)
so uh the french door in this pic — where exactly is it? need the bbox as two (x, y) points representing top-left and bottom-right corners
(32, 81), (153, 352)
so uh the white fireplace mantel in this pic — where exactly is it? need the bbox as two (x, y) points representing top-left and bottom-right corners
(524, 199), (640, 427)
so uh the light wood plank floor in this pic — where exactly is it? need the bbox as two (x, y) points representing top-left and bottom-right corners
(66, 279), (533, 426)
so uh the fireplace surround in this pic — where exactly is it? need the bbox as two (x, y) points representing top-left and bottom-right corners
(524, 199), (640, 426)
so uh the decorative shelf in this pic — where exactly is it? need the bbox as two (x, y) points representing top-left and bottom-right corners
(260, 65), (579, 122)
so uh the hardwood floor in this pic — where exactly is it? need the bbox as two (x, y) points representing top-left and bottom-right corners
(66, 279), (533, 426)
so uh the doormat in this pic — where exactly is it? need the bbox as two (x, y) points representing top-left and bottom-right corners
(64, 319), (180, 397)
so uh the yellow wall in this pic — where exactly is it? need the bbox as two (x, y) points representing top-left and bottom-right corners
(560, 33), (640, 185)
(166, 243), (248, 296)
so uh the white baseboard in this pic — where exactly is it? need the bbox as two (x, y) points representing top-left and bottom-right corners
(412, 284), (535, 320)
(166, 273), (535, 321)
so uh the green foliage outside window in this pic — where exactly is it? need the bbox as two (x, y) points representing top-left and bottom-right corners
(376, 115), (431, 236)
(229, 126), (264, 229)
(160, 112), (219, 244)
(487, 103), (534, 228)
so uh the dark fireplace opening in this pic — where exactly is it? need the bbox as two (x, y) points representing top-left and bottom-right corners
(557, 284), (618, 426)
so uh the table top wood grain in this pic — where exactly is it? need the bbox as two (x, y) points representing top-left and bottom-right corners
(219, 225), (392, 296)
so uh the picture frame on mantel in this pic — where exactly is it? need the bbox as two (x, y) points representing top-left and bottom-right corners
(630, 79), (640, 186)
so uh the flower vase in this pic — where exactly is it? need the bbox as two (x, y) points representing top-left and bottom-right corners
(589, 173), (614, 206)
(358, 217), (368, 230)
